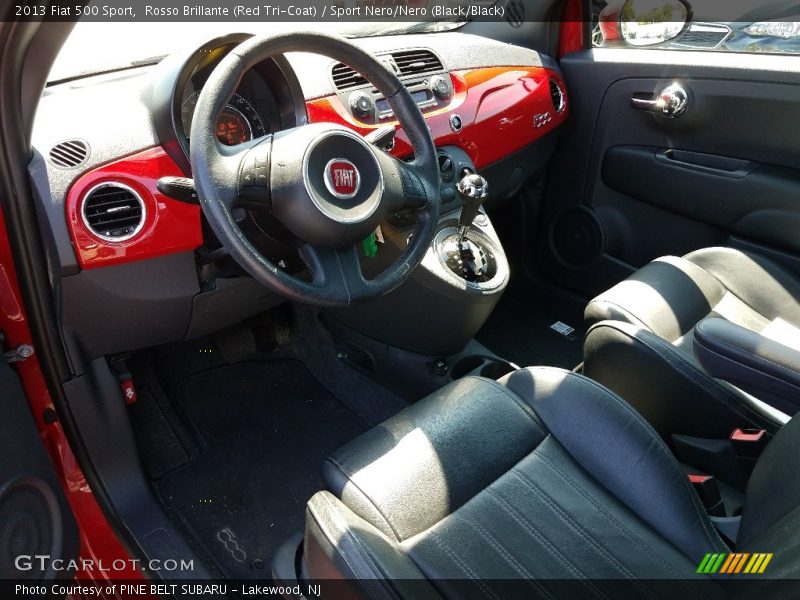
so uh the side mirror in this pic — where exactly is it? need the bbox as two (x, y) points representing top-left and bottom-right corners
(619, 0), (692, 47)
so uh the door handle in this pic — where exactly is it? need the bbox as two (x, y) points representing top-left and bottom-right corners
(631, 84), (689, 119)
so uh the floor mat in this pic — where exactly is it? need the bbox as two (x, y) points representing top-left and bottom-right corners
(476, 292), (584, 369)
(155, 360), (368, 580)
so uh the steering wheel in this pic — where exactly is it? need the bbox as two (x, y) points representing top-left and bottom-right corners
(190, 33), (440, 306)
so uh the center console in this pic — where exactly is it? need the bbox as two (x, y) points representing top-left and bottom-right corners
(324, 148), (514, 398)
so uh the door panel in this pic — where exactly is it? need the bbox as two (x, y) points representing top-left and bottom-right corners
(539, 48), (800, 298)
(0, 358), (79, 582)
(602, 145), (800, 254)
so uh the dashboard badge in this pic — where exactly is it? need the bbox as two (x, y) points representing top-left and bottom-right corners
(324, 159), (360, 200)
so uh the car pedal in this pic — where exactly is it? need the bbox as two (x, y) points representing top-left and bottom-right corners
(212, 324), (257, 363)
(272, 309), (292, 347)
(252, 307), (292, 352)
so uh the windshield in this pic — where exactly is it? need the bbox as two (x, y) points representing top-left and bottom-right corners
(49, 20), (462, 82)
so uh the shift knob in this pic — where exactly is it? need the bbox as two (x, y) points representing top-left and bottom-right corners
(457, 172), (488, 238)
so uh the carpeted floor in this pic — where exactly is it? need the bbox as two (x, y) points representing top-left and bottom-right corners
(476, 291), (584, 370)
(153, 360), (368, 580)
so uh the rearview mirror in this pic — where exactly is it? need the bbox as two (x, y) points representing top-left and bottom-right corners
(619, 0), (691, 47)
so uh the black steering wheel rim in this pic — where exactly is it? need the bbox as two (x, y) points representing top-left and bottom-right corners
(190, 32), (440, 307)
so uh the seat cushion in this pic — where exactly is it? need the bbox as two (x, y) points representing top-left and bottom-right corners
(305, 368), (728, 596)
(320, 376), (547, 542)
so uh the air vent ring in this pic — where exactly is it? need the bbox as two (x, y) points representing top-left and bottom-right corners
(81, 182), (146, 243)
(549, 78), (566, 113)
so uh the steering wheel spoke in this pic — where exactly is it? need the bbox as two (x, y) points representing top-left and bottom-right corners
(300, 244), (370, 302)
(227, 136), (273, 211)
(379, 152), (432, 211)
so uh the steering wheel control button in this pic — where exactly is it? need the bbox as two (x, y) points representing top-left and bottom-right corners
(449, 114), (463, 132)
(255, 167), (269, 187)
(324, 159), (361, 200)
(254, 148), (269, 167)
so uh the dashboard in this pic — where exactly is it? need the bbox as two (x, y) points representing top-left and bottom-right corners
(30, 31), (569, 363)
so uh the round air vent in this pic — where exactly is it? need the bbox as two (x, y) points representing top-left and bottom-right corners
(549, 79), (566, 113)
(437, 152), (455, 182)
(48, 139), (90, 169)
(81, 182), (145, 242)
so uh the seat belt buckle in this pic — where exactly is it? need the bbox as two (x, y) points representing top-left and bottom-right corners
(730, 428), (767, 459)
(688, 474), (726, 517)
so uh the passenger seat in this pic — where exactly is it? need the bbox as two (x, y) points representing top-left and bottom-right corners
(583, 247), (800, 440)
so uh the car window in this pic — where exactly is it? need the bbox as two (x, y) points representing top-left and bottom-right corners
(591, 0), (800, 55)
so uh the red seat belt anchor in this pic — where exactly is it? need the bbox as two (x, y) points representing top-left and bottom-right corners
(730, 428), (767, 458)
(120, 379), (137, 405)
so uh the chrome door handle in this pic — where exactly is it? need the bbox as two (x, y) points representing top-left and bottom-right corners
(631, 84), (689, 119)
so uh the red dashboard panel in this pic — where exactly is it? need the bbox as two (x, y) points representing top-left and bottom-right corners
(65, 147), (203, 269)
(306, 66), (568, 170)
(65, 66), (566, 269)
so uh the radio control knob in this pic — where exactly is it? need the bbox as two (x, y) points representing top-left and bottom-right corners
(349, 91), (375, 120)
(429, 75), (451, 101)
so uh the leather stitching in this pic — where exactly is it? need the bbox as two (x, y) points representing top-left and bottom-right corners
(482, 486), (609, 598)
(458, 514), (559, 600)
(428, 532), (499, 600)
(327, 377), (549, 545)
(511, 468), (658, 600)
(532, 447), (685, 580)
(558, 361), (730, 553)
(333, 251), (352, 304)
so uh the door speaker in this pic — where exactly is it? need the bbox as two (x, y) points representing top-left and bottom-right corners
(0, 480), (61, 580)
(549, 206), (605, 269)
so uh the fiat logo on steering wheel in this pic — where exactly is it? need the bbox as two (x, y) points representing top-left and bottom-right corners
(324, 158), (360, 200)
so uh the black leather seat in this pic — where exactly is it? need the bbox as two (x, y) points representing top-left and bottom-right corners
(302, 368), (800, 598)
(584, 247), (800, 439)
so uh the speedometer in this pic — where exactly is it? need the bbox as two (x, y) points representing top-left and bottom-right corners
(181, 91), (268, 146)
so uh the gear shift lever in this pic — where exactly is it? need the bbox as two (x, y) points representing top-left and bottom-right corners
(456, 172), (489, 242)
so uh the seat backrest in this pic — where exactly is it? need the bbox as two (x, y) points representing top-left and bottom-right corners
(738, 414), (800, 577)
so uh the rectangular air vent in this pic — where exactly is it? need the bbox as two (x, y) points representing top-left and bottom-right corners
(331, 49), (443, 90)
(331, 62), (368, 90)
(391, 49), (443, 76)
